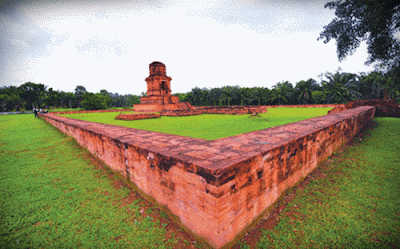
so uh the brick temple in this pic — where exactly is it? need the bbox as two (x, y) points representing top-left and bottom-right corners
(133, 62), (194, 112)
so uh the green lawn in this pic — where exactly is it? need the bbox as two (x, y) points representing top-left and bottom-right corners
(0, 114), (180, 248)
(59, 107), (332, 140)
(238, 117), (400, 248)
(1, 114), (398, 248)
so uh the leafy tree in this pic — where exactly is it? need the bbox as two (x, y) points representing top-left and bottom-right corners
(109, 93), (124, 107)
(18, 82), (47, 109)
(322, 70), (362, 103)
(45, 88), (60, 108)
(80, 92), (111, 110)
(219, 87), (232, 106)
(124, 94), (141, 105)
(189, 87), (209, 106)
(269, 81), (294, 105)
(219, 86), (241, 106)
(0, 86), (23, 111)
(295, 78), (320, 104)
(173, 93), (190, 103)
(238, 87), (248, 106)
(207, 88), (222, 106)
(59, 91), (76, 108)
(311, 90), (326, 104)
(248, 87), (270, 106)
(385, 66), (400, 101)
(357, 71), (386, 99)
(74, 85), (87, 107)
(269, 88), (287, 105)
(100, 89), (109, 96)
(319, 0), (400, 70)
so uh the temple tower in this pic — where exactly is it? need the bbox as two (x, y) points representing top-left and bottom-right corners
(133, 61), (194, 112)
(140, 62), (178, 105)
(145, 62), (172, 97)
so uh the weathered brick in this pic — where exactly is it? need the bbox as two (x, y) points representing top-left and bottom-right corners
(39, 105), (375, 248)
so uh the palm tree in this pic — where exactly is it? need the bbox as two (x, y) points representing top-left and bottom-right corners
(269, 81), (293, 105)
(189, 87), (208, 106)
(295, 78), (319, 104)
(269, 88), (287, 105)
(208, 88), (221, 106)
(220, 86), (240, 106)
(322, 71), (362, 103)
(249, 87), (270, 106)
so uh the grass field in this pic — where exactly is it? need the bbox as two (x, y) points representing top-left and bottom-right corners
(59, 107), (332, 140)
(235, 117), (400, 248)
(1, 114), (399, 248)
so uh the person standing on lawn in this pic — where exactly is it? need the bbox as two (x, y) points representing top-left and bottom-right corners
(34, 108), (38, 118)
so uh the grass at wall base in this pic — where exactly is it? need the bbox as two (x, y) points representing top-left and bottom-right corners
(1, 114), (398, 248)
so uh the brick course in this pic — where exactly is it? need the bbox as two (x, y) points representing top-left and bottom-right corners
(161, 105), (267, 116)
(115, 113), (161, 121)
(264, 104), (345, 108)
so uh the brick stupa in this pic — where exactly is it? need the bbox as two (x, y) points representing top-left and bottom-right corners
(133, 62), (194, 112)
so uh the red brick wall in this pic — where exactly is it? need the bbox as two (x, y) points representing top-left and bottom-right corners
(133, 102), (195, 112)
(327, 107), (350, 114)
(328, 100), (400, 117)
(39, 106), (375, 248)
(115, 113), (161, 120)
(346, 99), (400, 117)
(264, 104), (345, 108)
(161, 106), (267, 116)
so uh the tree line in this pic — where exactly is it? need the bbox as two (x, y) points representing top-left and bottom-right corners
(0, 84), (141, 112)
(175, 68), (400, 107)
(1, 68), (399, 112)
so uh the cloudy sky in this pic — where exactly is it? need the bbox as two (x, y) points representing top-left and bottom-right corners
(1, 0), (375, 95)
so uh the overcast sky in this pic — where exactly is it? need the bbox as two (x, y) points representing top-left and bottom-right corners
(1, 0), (375, 95)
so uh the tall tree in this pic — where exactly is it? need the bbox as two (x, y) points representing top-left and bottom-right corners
(385, 66), (400, 101)
(295, 79), (319, 104)
(80, 92), (111, 110)
(18, 82), (47, 109)
(124, 94), (141, 105)
(269, 81), (294, 105)
(322, 70), (362, 103)
(74, 85), (87, 107)
(207, 88), (222, 106)
(357, 71), (386, 99)
(319, 0), (400, 70)
(221, 86), (241, 106)
(0, 86), (22, 111)
(247, 87), (270, 106)
(100, 89), (109, 96)
(45, 87), (60, 108)
(189, 87), (208, 106)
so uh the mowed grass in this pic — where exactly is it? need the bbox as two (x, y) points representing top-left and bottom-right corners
(60, 107), (332, 140)
(237, 118), (400, 248)
(0, 114), (182, 248)
(1, 114), (399, 248)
